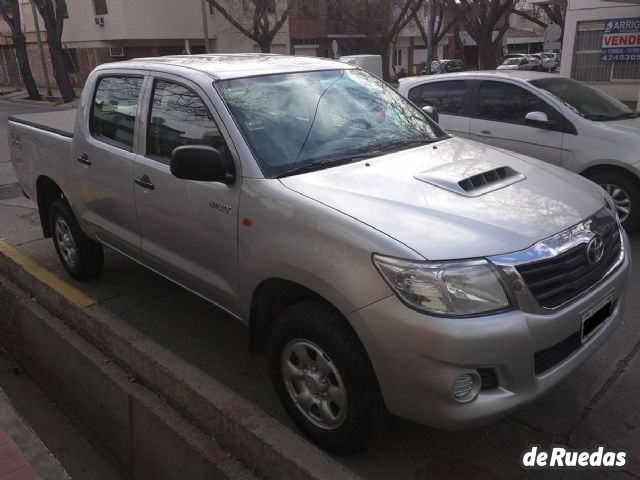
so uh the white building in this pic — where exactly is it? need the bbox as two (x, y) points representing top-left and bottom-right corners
(0, 0), (290, 88)
(561, 0), (640, 107)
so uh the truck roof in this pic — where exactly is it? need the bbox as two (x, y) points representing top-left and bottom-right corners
(100, 54), (355, 80)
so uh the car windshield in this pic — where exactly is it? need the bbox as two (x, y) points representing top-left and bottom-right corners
(216, 69), (446, 177)
(531, 77), (637, 121)
(503, 58), (520, 65)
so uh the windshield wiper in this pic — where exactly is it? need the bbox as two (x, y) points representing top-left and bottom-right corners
(376, 137), (441, 153)
(583, 114), (618, 121)
(276, 153), (378, 178)
(613, 112), (640, 120)
(583, 112), (639, 121)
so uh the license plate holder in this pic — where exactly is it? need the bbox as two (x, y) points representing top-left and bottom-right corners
(581, 293), (614, 344)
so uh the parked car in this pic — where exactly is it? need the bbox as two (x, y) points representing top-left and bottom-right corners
(399, 70), (640, 229)
(539, 52), (559, 71)
(526, 54), (544, 71)
(497, 56), (531, 70)
(9, 55), (630, 453)
(422, 59), (465, 75)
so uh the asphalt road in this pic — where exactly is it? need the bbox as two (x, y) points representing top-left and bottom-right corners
(0, 100), (639, 480)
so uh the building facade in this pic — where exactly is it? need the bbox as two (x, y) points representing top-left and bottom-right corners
(0, 0), (290, 89)
(561, 0), (640, 106)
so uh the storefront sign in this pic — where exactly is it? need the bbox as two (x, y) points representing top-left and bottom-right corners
(601, 17), (640, 61)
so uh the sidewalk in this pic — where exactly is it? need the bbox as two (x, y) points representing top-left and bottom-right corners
(0, 388), (69, 480)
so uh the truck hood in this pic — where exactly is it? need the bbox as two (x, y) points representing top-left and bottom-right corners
(280, 138), (606, 260)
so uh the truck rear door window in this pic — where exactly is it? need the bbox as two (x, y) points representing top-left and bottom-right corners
(91, 76), (143, 151)
(146, 80), (227, 162)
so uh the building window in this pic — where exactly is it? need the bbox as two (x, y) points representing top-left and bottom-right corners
(571, 20), (640, 82)
(93, 0), (108, 16)
(297, 0), (319, 19)
(393, 48), (403, 66)
(327, 0), (341, 20)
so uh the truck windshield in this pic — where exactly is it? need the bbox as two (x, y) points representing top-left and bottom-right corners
(530, 77), (638, 121)
(217, 69), (446, 177)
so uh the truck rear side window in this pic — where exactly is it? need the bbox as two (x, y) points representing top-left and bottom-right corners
(146, 80), (227, 162)
(91, 76), (143, 151)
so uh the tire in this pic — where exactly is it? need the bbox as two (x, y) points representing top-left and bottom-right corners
(584, 170), (640, 232)
(49, 199), (104, 280)
(267, 300), (385, 454)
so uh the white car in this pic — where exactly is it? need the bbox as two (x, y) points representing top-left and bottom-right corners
(497, 57), (531, 70)
(398, 71), (640, 229)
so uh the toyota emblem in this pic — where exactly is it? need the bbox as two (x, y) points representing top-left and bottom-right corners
(586, 235), (605, 265)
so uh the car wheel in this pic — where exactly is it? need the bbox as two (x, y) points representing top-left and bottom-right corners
(49, 199), (104, 280)
(585, 171), (640, 231)
(267, 299), (385, 454)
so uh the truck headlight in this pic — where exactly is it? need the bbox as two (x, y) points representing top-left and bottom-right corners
(372, 255), (511, 317)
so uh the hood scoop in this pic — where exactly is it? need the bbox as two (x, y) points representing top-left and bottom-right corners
(415, 161), (526, 197)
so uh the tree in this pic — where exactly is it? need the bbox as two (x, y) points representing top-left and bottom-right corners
(32, 0), (75, 102)
(0, 0), (41, 100)
(205, 0), (294, 53)
(512, 0), (567, 39)
(412, 0), (460, 62)
(338, 0), (423, 81)
(444, 0), (514, 69)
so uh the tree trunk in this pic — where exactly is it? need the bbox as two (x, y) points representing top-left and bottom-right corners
(380, 47), (391, 82)
(258, 39), (271, 53)
(477, 38), (497, 70)
(453, 24), (464, 62)
(46, 40), (75, 102)
(13, 35), (40, 101)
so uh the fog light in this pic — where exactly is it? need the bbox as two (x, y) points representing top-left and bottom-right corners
(452, 373), (480, 403)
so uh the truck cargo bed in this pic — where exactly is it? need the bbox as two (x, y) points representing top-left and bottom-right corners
(8, 109), (76, 138)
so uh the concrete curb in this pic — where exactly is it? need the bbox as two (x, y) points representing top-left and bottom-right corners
(0, 274), (257, 480)
(0, 244), (362, 480)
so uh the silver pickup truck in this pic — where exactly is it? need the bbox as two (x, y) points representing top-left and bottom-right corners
(8, 54), (630, 453)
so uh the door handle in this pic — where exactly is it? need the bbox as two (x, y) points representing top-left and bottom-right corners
(76, 153), (91, 165)
(475, 130), (493, 138)
(135, 175), (155, 190)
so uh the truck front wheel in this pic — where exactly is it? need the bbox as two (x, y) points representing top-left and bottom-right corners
(267, 299), (385, 454)
(49, 199), (104, 280)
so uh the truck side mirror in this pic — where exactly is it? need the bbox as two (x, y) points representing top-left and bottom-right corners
(170, 145), (235, 185)
(422, 105), (439, 124)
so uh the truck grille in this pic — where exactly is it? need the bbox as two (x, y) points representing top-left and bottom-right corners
(516, 219), (621, 309)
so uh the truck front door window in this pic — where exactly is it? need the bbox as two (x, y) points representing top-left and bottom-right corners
(91, 76), (143, 151)
(146, 80), (227, 162)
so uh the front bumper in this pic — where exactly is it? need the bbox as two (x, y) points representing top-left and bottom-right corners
(348, 236), (631, 430)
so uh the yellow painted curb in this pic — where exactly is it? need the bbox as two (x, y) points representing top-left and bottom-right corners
(0, 240), (96, 308)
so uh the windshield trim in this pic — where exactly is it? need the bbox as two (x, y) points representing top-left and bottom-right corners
(213, 69), (450, 179)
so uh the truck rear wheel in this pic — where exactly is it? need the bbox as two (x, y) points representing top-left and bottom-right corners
(267, 299), (385, 454)
(49, 199), (104, 280)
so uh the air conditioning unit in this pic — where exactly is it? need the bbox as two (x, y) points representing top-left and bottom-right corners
(109, 47), (125, 57)
(95, 16), (105, 26)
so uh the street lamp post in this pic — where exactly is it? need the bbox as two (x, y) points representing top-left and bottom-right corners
(201, 0), (210, 53)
